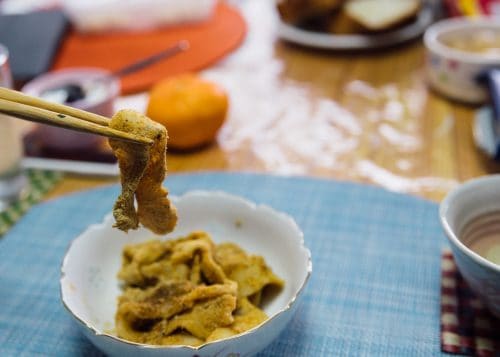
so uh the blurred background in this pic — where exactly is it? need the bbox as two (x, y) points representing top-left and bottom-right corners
(0, 0), (499, 206)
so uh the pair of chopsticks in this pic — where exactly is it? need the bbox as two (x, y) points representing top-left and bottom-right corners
(0, 87), (152, 145)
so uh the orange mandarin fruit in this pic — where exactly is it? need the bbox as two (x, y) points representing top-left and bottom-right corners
(146, 74), (229, 150)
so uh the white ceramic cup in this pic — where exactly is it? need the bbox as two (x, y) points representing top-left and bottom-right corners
(0, 43), (27, 211)
(440, 175), (500, 317)
(424, 17), (500, 104)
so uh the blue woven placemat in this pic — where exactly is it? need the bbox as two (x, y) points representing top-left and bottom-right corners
(0, 172), (447, 356)
(0, 169), (62, 236)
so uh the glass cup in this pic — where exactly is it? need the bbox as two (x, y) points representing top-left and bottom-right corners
(0, 43), (28, 211)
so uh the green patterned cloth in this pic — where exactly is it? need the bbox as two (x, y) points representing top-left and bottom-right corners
(0, 169), (62, 236)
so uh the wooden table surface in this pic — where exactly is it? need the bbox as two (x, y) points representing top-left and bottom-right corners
(46, 1), (500, 202)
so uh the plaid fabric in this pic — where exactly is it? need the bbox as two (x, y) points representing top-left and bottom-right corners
(441, 251), (500, 356)
(0, 172), (450, 356)
(0, 169), (62, 236)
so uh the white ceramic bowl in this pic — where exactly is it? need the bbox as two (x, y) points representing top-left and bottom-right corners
(60, 191), (312, 357)
(424, 17), (500, 103)
(440, 175), (500, 317)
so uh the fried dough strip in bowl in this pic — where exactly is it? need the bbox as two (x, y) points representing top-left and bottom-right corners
(109, 109), (177, 234)
(115, 280), (238, 343)
(215, 243), (285, 298)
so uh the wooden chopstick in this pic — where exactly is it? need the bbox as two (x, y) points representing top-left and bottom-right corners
(0, 98), (153, 145)
(0, 87), (110, 126)
(0, 88), (153, 146)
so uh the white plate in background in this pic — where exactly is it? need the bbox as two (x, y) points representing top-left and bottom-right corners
(277, 1), (437, 50)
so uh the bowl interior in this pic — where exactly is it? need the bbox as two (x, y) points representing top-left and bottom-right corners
(61, 191), (311, 339)
(438, 26), (500, 56)
(441, 176), (500, 239)
(22, 68), (120, 110)
(425, 18), (500, 62)
(440, 175), (500, 272)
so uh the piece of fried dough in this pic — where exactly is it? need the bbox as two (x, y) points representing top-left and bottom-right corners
(215, 243), (285, 298)
(109, 109), (177, 234)
(115, 233), (284, 346)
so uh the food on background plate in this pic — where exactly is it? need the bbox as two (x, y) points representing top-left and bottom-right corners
(115, 231), (284, 346)
(109, 109), (177, 234)
(146, 74), (228, 151)
(323, 9), (362, 35)
(344, 0), (421, 32)
(277, 0), (345, 24)
(277, 0), (421, 35)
